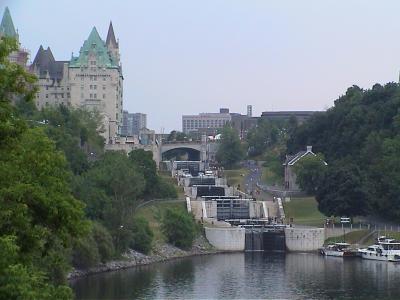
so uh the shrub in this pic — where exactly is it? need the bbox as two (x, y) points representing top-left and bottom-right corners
(130, 217), (154, 254)
(161, 208), (196, 249)
(91, 222), (115, 262)
(72, 233), (100, 269)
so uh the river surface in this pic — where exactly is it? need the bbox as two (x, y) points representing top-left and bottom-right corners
(71, 252), (400, 299)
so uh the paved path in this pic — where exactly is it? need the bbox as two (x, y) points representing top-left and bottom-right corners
(243, 160), (277, 216)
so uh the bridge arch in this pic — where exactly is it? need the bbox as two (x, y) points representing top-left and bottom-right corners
(160, 142), (206, 162)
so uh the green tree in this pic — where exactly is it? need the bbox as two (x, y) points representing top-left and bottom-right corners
(130, 216), (154, 254)
(294, 154), (327, 194)
(0, 236), (72, 300)
(161, 208), (197, 249)
(216, 126), (244, 168)
(78, 151), (145, 253)
(0, 36), (87, 297)
(316, 162), (370, 218)
(129, 149), (158, 196)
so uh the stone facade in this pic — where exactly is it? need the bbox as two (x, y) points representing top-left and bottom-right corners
(30, 47), (70, 108)
(30, 23), (123, 143)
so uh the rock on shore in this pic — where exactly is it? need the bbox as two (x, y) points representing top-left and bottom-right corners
(68, 235), (218, 280)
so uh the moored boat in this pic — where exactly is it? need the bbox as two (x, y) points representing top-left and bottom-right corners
(358, 239), (400, 262)
(320, 242), (358, 257)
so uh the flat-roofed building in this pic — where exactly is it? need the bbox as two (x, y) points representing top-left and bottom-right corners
(182, 108), (231, 134)
(261, 111), (319, 123)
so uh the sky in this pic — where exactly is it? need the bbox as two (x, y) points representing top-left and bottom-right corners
(3, 0), (400, 132)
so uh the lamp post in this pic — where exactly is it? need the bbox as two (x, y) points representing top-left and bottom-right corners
(341, 217), (350, 243)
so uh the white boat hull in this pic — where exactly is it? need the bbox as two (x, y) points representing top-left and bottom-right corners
(360, 252), (400, 262)
(323, 250), (344, 257)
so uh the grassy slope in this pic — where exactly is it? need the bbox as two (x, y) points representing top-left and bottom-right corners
(283, 197), (327, 227)
(135, 200), (186, 242)
(324, 230), (370, 245)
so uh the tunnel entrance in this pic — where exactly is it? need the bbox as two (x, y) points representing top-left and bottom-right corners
(162, 147), (201, 161)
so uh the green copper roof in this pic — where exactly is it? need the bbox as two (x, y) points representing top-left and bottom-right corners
(0, 7), (17, 38)
(70, 26), (118, 68)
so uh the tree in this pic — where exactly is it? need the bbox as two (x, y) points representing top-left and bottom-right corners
(246, 119), (279, 157)
(130, 216), (154, 254)
(77, 151), (145, 253)
(0, 236), (72, 300)
(316, 162), (370, 218)
(0, 36), (87, 297)
(129, 149), (158, 196)
(216, 126), (244, 168)
(294, 154), (327, 194)
(161, 208), (197, 249)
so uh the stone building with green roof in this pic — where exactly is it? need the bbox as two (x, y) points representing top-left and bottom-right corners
(30, 22), (123, 143)
(68, 23), (123, 143)
(0, 6), (29, 66)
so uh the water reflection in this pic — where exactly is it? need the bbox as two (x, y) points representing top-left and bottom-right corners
(71, 252), (400, 299)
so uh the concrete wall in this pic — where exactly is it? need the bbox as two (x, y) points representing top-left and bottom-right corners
(205, 227), (245, 251)
(285, 228), (325, 251)
(205, 201), (217, 219)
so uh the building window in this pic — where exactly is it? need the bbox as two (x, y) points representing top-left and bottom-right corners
(67, 93), (70, 98)
(94, 85), (97, 90)
(94, 94), (97, 99)
(90, 85), (92, 90)
(103, 94), (106, 99)
(103, 85), (106, 90)
(81, 76), (84, 81)
(46, 94), (48, 98)
(46, 86), (48, 90)
(94, 76), (97, 81)
(81, 85), (84, 90)
(61, 94), (64, 98)
(90, 94), (92, 98)
(103, 77), (106, 81)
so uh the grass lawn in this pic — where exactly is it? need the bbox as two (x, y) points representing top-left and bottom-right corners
(224, 168), (249, 190)
(135, 200), (186, 242)
(283, 197), (327, 227)
(324, 230), (370, 245)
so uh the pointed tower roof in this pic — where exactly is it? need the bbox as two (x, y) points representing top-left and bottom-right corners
(30, 45), (68, 80)
(70, 26), (117, 68)
(106, 21), (118, 47)
(0, 7), (17, 38)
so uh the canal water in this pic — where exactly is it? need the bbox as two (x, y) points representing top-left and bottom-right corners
(71, 252), (400, 299)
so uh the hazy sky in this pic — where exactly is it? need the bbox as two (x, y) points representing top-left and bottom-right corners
(4, 0), (400, 132)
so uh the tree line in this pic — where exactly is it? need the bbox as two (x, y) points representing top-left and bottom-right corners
(289, 83), (400, 220)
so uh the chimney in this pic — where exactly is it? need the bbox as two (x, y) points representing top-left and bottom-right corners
(306, 145), (312, 152)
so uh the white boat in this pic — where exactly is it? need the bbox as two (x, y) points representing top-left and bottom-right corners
(320, 242), (358, 257)
(358, 242), (400, 262)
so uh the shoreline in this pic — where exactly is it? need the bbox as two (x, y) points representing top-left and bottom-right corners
(68, 235), (223, 280)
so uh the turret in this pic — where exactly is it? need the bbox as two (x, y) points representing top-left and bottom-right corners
(106, 21), (120, 64)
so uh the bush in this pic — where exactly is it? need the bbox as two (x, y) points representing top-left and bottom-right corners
(72, 222), (115, 268)
(154, 177), (178, 199)
(161, 208), (197, 249)
(130, 217), (154, 254)
(91, 222), (115, 262)
(72, 233), (100, 269)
